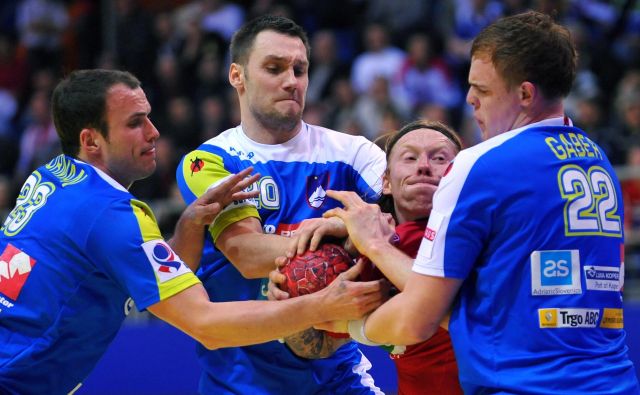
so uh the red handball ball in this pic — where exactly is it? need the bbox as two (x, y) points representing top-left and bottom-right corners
(279, 243), (353, 297)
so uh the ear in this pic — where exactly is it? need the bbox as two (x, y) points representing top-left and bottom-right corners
(79, 128), (102, 154)
(518, 81), (536, 107)
(382, 172), (392, 196)
(229, 63), (245, 91)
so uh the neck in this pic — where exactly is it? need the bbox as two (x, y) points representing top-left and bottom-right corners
(240, 115), (302, 145)
(512, 98), (565, 130)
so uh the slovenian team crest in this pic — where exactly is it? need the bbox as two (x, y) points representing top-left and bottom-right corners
(306, 174), (329, 209)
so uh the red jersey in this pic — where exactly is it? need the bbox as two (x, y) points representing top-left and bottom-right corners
(362, 220), (462, 395)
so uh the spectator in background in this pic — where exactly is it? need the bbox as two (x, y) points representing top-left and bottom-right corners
(200, 0), (245, 43)
(364, 0), (433, 45)
(354, 75), (408, 141)
(325, 76), (363, 135)
(16, 0), (68, 73)
(15, 89), (59, 180)
(193, 51), (227, 104)
(351, 23), (405, 95)
(622, 144), (640, 231)
(156, 95), (200, 155)
(604, 70), (640, 165)
(114, 0), (155, 85)
(306, 30), (348, 105)
(0, 33), (28, 101)
(392, 33), (462, 114)
(151, 54), (187, 112)
(198, 94), (230, 141)
(0, 90), (19, 177)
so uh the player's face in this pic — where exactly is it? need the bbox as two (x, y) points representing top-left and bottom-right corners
(383, 128), (458, 223)
(239, 30), (309, 134)
(466, 54), (521, 140)
(100, 84), (159, 187)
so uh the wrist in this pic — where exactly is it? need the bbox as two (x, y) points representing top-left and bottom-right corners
(347, 315), (380, 346)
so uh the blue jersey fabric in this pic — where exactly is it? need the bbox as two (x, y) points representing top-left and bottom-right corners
(0, 155), (200, 395)
(176, 122), (386, 394)
(414, 118), (640, 394)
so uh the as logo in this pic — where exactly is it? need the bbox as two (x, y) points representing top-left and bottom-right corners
(0, 243), (36, 300)
(141, 240), (191, 283)
(531, 250), (581, 295)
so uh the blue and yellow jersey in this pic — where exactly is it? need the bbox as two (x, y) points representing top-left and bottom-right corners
(176, 122), (386, 394)
(0, 155), (199, 394)
(415, 118), (639, 393)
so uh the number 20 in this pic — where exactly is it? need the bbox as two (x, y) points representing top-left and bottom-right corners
(558, 165), (621, 237)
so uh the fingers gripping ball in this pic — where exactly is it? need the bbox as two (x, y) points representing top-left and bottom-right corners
(279, 243), (353, 297)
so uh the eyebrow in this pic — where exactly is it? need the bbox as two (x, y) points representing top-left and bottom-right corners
(263, 55), (309, 66)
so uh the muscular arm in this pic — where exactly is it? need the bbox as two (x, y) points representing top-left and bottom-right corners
(365, 270), (462, 345)
(168, 167), (259, 271)
(215, 217), (293, 278)
(148, 266), (384, 349)
(364, 241), (414, 291)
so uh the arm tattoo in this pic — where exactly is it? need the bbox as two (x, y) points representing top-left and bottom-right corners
(284, 328), (350, 359)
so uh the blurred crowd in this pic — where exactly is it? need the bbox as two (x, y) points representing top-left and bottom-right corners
(2, 0), (640, 245)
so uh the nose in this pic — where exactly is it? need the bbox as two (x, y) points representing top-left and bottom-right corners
(145, 118), (160, 141)
(282, 68), (297, 90)
(416, 155), (431, 175)
(466, 89), (478, 109)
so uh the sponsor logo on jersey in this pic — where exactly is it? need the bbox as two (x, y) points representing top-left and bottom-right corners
(306, 174), (329, 209)
(600, 308), (623, 329)
(274, 223), (300, 237)
(424, 227), (436, 241)
(531, 250), (582, 295)
(584, 265), (622, 291)
(539, 308), (599, 328)
(0, 243), (36, 300)
(141, 240), (191, 283)
(190, 157), (204, 175)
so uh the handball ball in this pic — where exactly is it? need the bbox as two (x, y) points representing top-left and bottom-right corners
(279, 243), (353, 297)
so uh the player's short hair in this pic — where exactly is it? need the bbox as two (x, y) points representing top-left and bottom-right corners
(52, 69), (140, 157)
(377, 120), (463, 220)
(471, 10), (577, 100)
(230, 15), (310, 67)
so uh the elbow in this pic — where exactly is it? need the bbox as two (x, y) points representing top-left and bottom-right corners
(234, 263), (264, 279)
(388, 319), (439, 346)
(224, 253), (266, 279)
(191, 328), (224, 350)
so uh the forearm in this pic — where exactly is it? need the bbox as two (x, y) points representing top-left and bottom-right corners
(191, 295), (339, 349)
(364, 241), (413, 291)
(167, 216), (206, 272)
(219, 231), (292, 278)
(364, 273), (462, 345)
(364, 292), (439, 345)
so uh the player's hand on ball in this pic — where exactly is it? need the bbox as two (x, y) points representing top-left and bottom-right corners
(287, 217), (348, 257)
(324, 190), (395, 257)
(267, 256), (290, 301)
(315, 259), (385, 322)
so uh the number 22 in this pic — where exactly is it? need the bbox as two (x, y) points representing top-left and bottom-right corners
(558, 165), (621, 237)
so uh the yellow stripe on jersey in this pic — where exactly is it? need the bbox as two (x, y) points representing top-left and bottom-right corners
(131, 199), (162, 242)
(157, 272), (201, 301)
(181, 149), (260, 242)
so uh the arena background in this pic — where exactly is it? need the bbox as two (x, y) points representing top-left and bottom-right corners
(1, 1), (639, 393)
